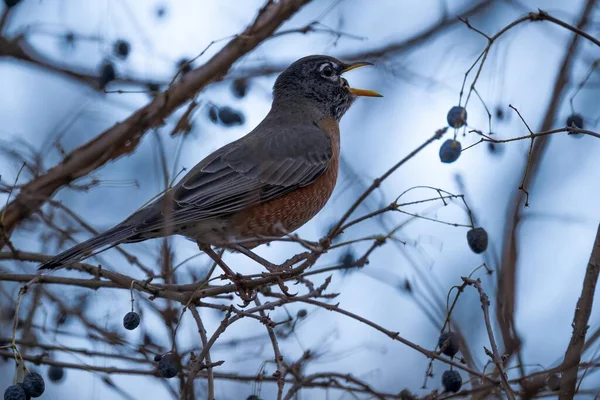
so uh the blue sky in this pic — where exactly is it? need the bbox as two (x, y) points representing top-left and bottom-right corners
(1, 0), (599, 398)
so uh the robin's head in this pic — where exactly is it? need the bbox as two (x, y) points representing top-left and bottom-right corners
(273, 55), (381, 121)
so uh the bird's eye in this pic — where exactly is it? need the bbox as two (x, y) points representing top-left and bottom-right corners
(321, 65), (334, 78)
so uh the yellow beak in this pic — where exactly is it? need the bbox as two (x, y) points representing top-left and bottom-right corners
(341, 61), (383, 98)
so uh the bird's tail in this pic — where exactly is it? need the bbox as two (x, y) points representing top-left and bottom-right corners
(38, 225), (134, 270)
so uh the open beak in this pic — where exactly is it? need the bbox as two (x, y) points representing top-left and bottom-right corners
(341, 61), (382, 97)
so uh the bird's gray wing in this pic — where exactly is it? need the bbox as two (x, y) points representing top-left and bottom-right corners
(130, 123), (332, 233)
(37, 123), (332, 269)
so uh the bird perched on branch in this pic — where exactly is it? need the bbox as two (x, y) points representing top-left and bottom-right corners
(39, 55), (382, 270)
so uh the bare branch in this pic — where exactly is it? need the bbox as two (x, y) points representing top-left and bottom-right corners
(559, 223), (600, 399)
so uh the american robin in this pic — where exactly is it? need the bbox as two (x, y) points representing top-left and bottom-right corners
(39, 55), (382, 270)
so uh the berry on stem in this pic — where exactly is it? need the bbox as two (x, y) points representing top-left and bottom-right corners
(339, 248), (357, 275)
(442, 370), (462, 393)
(487, 142), (504, 156)
(566, 114), (583, 129)
(3, 0), (21, 7)
(232, 78), (249, 98)
(447, 106), (467, 128)
(218, 106), (244, 126)
(22, 372), (45, 397)
(467, 227), (488, 254)
(439, 139), (461, 163)
(123, 311), (140, 330)
(147, 83), (161, 97)
(437, 331), (459, 357)
(48, 365), (65, 382)
(495, 106), (504, 121)
(155, 4), (167, 19)
(3, 384), (26, 400)
(99, 61), (116, 88)
(566, 114), (584, 138)
(113, 40), (130, 59)
(158, 353), (179, 378)
(177, 59), (192, 75)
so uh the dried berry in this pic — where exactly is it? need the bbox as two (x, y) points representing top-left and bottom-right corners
(339, 248), (356, 274)
(547, 373), (560, 391)
(447, 106), (467, 128)
(3, 0), (21, 7)
(438, 331), (459, 357)
(3, 384), (26, 400)
(487, 142), (504, 156)
(158, 353), (179, 378)
(439, 139), (461, 163)
(566, 114), (584, 138)
(246, 396), (260, 400)
(123, 311), (140, 330)
(218, 106), (244, 126)
(147, 83), (161, 97)
(154, 354), (163, 362)
(177, 59), (192, 75)
(22, 372), (45, 397)
(495, 107), (504, 121)
(113, 40), (130, 59)
(232, 78), (249, 98)
(566, 114), (584, 129)
(99, 61), (116, 88)
(467, 227), (488, 254)
(155, 4), (167, 19)
(48, 365), (65, 382)
(297, 309), (307, 319)
(442, 370), (462, 393)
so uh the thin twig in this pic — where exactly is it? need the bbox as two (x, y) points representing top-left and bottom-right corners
(463, 277), (515, 399)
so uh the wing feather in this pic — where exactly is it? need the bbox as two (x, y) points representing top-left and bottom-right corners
(129, 123), (332, 234)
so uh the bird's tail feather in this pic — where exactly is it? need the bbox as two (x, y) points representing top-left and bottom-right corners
(38, 225), (134, 270)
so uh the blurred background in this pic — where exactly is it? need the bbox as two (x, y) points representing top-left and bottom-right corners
(0, 0), (599, 398)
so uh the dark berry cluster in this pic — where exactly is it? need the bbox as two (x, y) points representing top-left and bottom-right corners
(207, 106), (245, 127)
(4, 372), (46, 400)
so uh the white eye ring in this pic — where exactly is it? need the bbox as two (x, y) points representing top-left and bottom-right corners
(319, 63), (337, 80)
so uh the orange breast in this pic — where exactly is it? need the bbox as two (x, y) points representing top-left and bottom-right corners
(231, 117), (340, 243)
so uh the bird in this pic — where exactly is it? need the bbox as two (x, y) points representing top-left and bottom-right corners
(38, 55), (382, 270)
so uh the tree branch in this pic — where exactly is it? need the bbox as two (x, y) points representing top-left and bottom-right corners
(559, 223), (600, 399)
(497, 0), (598, 361)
